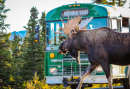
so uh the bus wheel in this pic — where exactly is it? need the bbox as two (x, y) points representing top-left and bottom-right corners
(70, 85), (84, 89)
(123, 67), (130, 89)
(123, 78), (130, 89)
(71, 85), (77, 89)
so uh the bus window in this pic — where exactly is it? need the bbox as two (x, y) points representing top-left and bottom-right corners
(46, 24), (50, 45)
(56, 23), (59, 44)
(86, 18), (107, 30)
(62, 22), (64, 28)
(46, 18), (107, 50)
(46, 22), (67, 50)
(122, 17), (129, 33)
(122, 17), (129, 27)
(50, 23), (54, 44)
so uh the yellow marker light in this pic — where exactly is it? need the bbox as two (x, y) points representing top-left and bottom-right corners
(35, 40), (38, 42)
(69, 5), (72, 7)
(50, 53), (55, 58)
(73, 5), (76, 7)
(77, 4), (80, 6)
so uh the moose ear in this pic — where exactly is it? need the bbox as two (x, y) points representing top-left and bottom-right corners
(69, 49), (80, 64)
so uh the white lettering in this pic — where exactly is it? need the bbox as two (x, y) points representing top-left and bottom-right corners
(62, 9), (89, 17)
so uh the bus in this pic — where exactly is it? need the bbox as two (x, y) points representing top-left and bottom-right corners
(45, 3), (130, 89)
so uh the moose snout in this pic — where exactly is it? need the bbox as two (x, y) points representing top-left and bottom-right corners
(57, 49), (68, 55)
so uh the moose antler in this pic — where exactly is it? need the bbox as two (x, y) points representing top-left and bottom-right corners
(53, 16), (93, 34)
(52, 16), (81, 34)
(79, 17), (93, 29)
(61, 16), (81, 34)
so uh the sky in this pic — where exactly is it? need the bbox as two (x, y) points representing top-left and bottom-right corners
(5, 0), (93, 33)
(4, 0), (130, 33)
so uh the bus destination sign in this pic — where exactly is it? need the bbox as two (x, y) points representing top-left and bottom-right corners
(61, 9), (89, 18)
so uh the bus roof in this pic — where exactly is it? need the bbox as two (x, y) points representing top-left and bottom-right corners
(46, 3), (130, 21)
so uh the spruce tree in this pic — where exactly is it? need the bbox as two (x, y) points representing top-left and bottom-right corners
(39, 11), (46, 41)
(39, 11), (46, 79)
(116, 0), (126, 7)
(10, 32), (23, 88)
(94, 0), (126, 6)
(0, 0), (11, 88)
(108, 0), (116, 6)
(101, 0), (107, 4)
(21, 7), (44, 81)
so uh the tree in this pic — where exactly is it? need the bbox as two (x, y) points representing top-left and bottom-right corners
(21, 7), (44, 81)
(94, 0), (126, 6)
(94, 0), (107, 4)
(39, 11), (46, 41)
(39, 11), (46, 78)
(0, 0), (10, 31)
(0, 0), (11, 88)
(116, 0), (126, 7)
(108, 0), (116, 6)
(10, 32), (23, 88)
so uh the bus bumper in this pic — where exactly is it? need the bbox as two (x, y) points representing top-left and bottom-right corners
(46, 75), (108, 85)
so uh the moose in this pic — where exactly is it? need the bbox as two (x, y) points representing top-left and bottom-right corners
(55, 16), (130, 89)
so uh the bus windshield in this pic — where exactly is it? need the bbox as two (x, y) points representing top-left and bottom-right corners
(46, 18), (107, 50)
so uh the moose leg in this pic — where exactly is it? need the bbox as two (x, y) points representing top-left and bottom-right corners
(76, 63), (99, 89)
(100, 62), (113, 89)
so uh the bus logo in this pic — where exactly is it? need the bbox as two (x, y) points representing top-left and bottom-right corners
(61, 8), (89, 18)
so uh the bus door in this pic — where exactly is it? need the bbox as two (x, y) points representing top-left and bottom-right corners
(110, 17), (118, 31)
(110, 17), (123, 32)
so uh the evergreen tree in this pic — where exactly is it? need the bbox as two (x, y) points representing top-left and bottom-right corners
(108, 0), (116, 6)
(39, 11), (46, 40)
(94, 0), (126, 6)
(116, 0), (126, 7)
(94, 0), (103, 4)
(0, 0), (11, 88)
(21, 7), (44, 81)
(39, 11), (46, 48)
(10, 32), (23, 88)
(39, 11), (46, 78)
(101, 0), (107, 4)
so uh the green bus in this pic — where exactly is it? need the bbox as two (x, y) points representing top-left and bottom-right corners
(45, 3), (130, 89)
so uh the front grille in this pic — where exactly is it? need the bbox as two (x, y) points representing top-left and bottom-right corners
(51, 58), (97, 76)
(63, 64), (88, 76)
(61, 59), (91, 76)
(51, 54), (90, 76)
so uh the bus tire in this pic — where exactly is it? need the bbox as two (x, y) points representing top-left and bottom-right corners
(71, 85), (84, 89)
(123, 66), (130, 89)
(71, 85), (77, 89)
(123, 78), (130, 89)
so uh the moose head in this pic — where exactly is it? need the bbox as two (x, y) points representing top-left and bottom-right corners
(54, 16), (93, 64)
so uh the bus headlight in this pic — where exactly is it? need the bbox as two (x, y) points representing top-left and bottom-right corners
(50, 53), (55, 58)
(96, 66), (103, 73)
(49, 68), (57, 75)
